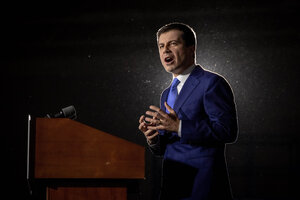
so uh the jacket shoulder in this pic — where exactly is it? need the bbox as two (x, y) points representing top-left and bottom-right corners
(193, 66), (228, 85)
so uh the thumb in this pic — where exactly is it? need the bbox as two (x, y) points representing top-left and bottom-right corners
(164, 102), (175, 114)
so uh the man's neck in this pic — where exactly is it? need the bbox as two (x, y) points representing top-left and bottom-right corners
(173, 63), (196, 77)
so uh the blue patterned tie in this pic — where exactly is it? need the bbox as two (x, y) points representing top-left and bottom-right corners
(166, 78), (180, 113)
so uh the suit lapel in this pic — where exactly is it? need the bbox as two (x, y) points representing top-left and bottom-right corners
(173, 66), (204, 113)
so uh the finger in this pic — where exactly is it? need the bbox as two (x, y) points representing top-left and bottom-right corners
(145, 117), (160, 124)
(149, 105), (160, 111)
(147, 125), (165, 131)
(146, 111), (164, 121)
(138, 121), (146, 128)
(149, 105), (169, 118)
(147, 131), (159, 140)
(139, 115), (145, 123)
(145, 110), (160, 119)
(138, 122), (147, 132)
(144, 129), (155, 137)
(138, 122), (143, 130)
(164, 102), (176, 114)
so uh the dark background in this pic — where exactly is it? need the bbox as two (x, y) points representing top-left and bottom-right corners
(2, 0), (299, 199)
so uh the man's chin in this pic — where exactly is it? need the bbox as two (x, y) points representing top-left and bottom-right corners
(164, 65), (177, 73)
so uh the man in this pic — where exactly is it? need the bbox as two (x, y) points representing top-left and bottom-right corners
(138, 22), (238, 200)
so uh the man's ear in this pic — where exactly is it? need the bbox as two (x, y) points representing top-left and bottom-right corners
(188, 45), (196, 59)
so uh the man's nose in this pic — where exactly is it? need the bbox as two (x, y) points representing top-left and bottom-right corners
(163, 45), (171, 53)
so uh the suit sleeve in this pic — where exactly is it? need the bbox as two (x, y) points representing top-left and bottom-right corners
(180, 76), (238, 144)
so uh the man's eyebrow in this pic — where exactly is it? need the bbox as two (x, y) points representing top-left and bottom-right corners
(158, 39), (179, 45)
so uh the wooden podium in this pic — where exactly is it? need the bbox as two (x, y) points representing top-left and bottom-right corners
(27, 117), (145, 200)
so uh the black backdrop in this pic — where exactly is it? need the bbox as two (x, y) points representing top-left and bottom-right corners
(2, 0), (299, 199)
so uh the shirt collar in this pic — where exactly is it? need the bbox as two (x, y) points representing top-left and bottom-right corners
(172, 65), (196, 85)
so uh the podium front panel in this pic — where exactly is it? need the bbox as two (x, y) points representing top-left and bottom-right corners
(34, 118), (145, 179)
(47, 187), (126, 200)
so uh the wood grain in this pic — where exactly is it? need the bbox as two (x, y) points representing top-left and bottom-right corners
(47, 187), (126, 200)
(34, 118), (145, 179)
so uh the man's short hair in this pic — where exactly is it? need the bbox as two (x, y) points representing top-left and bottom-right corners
(157, 22), (197, 47)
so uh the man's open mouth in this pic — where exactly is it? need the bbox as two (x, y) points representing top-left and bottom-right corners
(164, 56), (174, 64)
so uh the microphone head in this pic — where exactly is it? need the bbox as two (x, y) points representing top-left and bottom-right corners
(61, 105), (77, 119)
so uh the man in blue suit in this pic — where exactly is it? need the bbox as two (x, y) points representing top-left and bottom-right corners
(139, 22), (238, 200)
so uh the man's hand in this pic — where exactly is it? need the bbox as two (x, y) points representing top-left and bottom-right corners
(138, 115), (159, 144)
(145, 102), (180, 133)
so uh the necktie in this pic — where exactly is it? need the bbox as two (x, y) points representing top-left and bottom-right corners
(166, 78), (180, 113)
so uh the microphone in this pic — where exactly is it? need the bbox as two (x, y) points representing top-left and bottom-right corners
(46, 105), (77, 119)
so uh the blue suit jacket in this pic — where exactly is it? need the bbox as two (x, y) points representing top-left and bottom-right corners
(151, 66), (238, 200)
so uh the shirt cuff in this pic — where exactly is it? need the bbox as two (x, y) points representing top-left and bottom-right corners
(178, 120), (182, 137)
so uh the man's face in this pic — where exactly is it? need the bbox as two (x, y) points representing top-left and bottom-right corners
(158, 30), (195, 76)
